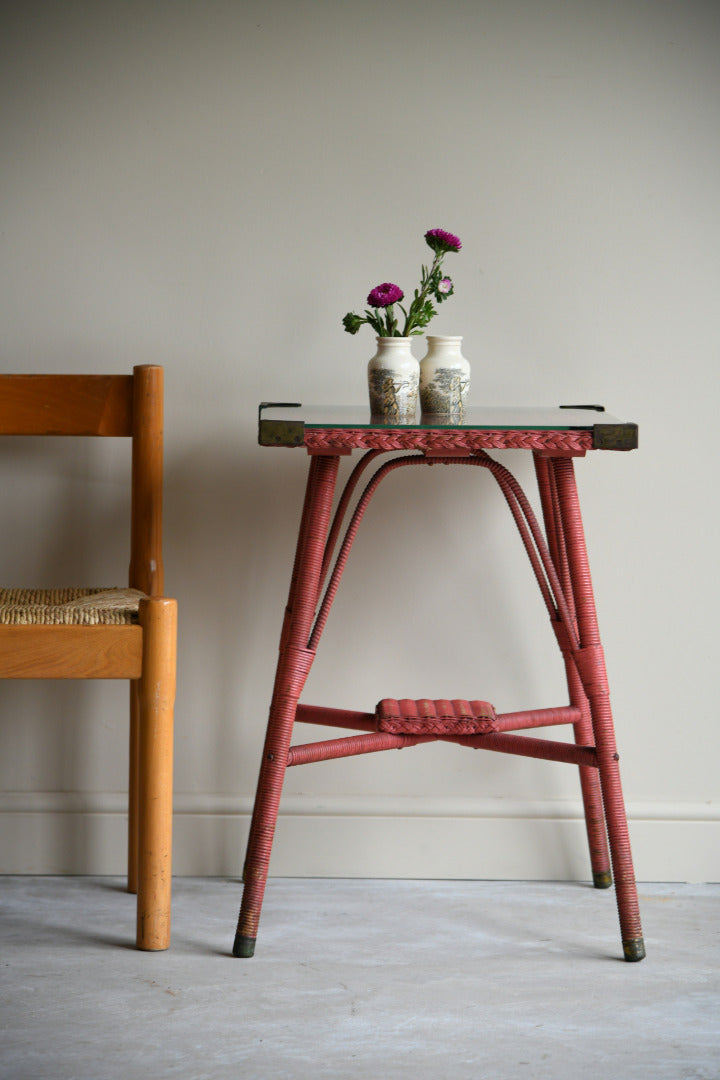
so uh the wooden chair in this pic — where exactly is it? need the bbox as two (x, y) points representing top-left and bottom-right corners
(0, 366), (177, 950)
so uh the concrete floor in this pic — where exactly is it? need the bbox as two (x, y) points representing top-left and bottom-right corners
(1, 877), (718, 1080)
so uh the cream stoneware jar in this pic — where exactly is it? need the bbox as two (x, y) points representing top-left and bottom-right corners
(419, 335), (470, 419)
(367, 336), (419, 422)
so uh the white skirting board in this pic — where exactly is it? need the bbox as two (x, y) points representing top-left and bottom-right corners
(0, 793), (718, 882)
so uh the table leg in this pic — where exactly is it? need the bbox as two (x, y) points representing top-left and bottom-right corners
(534, 454), (612, 889)
(551, 456), (645, 961)
(233, 454), (340, 957)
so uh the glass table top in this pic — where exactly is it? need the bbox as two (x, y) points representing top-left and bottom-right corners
(258, 403), (638, 451)
(260, 403), (631, 429)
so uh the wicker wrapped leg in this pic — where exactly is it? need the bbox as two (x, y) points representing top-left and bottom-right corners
(553, 457), (645, 961)
(234, 455), (340, 957)
(534, 453), (612, 889)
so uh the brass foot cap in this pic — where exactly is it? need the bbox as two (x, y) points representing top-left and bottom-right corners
(233, 933), (256, 958)
(623, 937), (646, 962)
(593, 870), (613, 889)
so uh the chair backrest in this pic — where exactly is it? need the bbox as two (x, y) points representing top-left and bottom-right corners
(0, 366), (164, 596)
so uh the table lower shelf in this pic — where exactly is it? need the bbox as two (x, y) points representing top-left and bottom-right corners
(288, 702), (597, 769)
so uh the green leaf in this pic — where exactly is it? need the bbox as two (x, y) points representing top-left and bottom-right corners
(342, 312), (364, 334)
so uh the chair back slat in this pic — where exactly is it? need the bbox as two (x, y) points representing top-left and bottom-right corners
(0, 366), (164, 596)
(0, 374), (134, 435)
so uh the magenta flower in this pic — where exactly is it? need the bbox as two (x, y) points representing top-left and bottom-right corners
(342, 229), (462, 337)
(424, 228), (462, 254)
(367, 282), (404, 308)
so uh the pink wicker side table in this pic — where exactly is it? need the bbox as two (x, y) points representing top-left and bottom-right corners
(233, 405), (645, 962)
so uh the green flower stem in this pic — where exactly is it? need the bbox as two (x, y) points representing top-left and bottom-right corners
(343, 231), (459, 338)
(401, 252), (444, 336)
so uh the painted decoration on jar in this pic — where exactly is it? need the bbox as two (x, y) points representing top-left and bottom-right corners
(367, 336), (419, 422)
(419, 336), (470, 420)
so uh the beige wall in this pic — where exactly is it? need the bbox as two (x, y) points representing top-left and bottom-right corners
(1, 0), (718, 881)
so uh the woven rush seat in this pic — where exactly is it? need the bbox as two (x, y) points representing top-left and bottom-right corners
(376, 697), (498, 735)
(0, 587), (146, 626)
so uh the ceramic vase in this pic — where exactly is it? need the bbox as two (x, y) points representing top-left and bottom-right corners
(367, 337), (419, 422)
(419, 335), (470, 420)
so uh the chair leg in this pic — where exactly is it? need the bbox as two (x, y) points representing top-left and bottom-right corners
(127, 681), (140, 895)
(136, 597), (177, 951)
